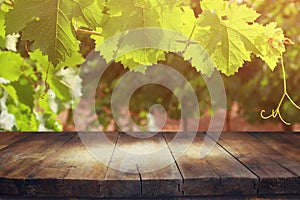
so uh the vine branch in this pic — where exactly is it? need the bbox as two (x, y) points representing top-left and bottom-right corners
(260, 54), (300, 125)
(41, 62), (50, 99)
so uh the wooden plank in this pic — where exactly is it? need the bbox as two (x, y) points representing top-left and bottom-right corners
(164, 132), (258, 196)
(105, 132), (182, 198)
(26, 132), (118, 198)
(215, 132), (300, 195)
(251, 132), (300, 175)
(0, 133), (30, 150)
(104, 132), (140, 198)
(0, 132), (73, 196)
(137, 132), (182, 198)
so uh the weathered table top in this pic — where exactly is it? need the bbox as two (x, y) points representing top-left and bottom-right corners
(0, 132), (299, 199)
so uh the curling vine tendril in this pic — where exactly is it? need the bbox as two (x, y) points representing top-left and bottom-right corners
(260, 54), (300, 125)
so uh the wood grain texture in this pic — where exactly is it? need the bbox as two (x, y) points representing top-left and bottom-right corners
(136, 133), (182, 198)
(105, 132), (182, 198)
(104, 133), (140, 198)
(250, 132), (300, 175)
(25, 133), (118, 198)
(164, 132), (258, 196)
(0, 133), (73, 196)
(0, 133), (30, 150)
(0, 132), (299, 198)
(214, 132), (300, 195)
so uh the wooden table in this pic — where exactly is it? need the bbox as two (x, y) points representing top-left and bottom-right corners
(0, 132), (299, 199)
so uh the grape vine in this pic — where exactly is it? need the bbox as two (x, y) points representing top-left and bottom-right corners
(0, 0), (299, 131)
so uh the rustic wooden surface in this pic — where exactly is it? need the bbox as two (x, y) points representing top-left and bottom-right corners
(164, 132), (258, 196)
(212, 132), (300, 194)
(0, 132), (299, 198)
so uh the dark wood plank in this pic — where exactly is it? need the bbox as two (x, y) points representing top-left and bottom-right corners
(251, 132), (300, 175)
(25, 132), (118, 198)
(105, 132), (182, 198)
(136, 133), (182, 197)
(164, 132), (258, 196)
(214, 132), (300, 195)
(0, 133), (30, 150)
(0, 132), (73, 196)
(104, 133), (140, 198)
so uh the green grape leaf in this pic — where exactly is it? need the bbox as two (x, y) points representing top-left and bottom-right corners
(103, 0), (160, 36)
(0, 84), (17, 103)
(11, 77), (35, 110)
(116, 49), (166, 73)
(90, 27), (104, 47)
(0, 51), (23, 81)
(256, 22), (286, 71)
(194, 0), (285, 75)
(160, 5), (215, 76)
(161, 0), (190, 9)
(160, 6), (196, 37)
(6, 0), (79, 66)
(98, 2), (203, 72)
(97, 0), (162, 69)
(73, 0), (105, 30)
(57, 51), (84, 69)
(183, 45), (216, 76)
(194, 0), (262, 75)
(5, 0), (98, 66)
(194, 0), (264, 75)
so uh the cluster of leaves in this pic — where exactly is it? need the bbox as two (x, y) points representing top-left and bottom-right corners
(4, 0), (287, 74)
(0, 0), (295, 131)
(0, 48), (83, 131)
(223, 0), (300, 128)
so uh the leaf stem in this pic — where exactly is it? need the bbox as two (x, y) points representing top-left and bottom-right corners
(41, 62), (50, 99)
(75, 28), (102, 36)
(21, 59), (35, 87)
(24, 41), (29, 56)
